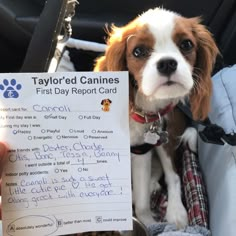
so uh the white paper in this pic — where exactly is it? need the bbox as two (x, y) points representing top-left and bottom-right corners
(0, 72), (132, 236)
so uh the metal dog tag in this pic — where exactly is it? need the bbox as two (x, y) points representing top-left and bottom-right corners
(144, 131), (160, 145)
(144, 121), (160, 144)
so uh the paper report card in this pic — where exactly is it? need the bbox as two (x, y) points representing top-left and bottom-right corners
(0, 72), (132, 236)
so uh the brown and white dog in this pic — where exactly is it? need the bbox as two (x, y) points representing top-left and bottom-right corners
(94, 8), (218, 228)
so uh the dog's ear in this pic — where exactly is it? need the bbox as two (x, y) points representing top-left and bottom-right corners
(190, 18), (219, 121)
(101, 99), (105, 105)
(94, 21), (138, 110)
(94, 22), (138, 71)
(94, 25), (127, 71)
(108, 99), (112, 103)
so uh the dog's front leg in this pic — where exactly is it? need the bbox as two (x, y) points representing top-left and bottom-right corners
(156, 146), (188, 228)
(132, 151), (156, 227)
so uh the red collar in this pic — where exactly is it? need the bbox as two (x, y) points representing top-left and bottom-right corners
(131, 103), (174, 124)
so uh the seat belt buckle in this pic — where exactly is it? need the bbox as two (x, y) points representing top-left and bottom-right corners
(199, 124), (225, 145)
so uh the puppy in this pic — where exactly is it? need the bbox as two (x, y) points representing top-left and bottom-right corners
(94, 8), (218, 228)
(101, 99), (112, 112)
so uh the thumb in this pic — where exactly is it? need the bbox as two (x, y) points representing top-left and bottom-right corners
(0, 142), (8, 178)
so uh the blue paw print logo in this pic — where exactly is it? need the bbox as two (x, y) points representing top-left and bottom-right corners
(0, 79), (22, 98)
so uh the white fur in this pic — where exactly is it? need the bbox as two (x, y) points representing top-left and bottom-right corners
(130, 8), (193, 228)
(132, 152), (157, 226)
(138, 8), (194, 99)
(141, 51), (193, 98)
(156, 146), (188, 228)
(181, 127), (198, 152)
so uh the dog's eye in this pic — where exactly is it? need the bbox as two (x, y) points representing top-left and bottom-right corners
(132, 46), (150, 58)
(179, 39), (194, 52)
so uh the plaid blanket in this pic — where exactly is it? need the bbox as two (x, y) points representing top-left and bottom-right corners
(149, 147), (210, 236)
(151, 147), (208, 227)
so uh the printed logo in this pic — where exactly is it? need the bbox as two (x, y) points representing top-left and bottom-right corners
(0, 79), (22, 98)
(101, 98), (112, 112)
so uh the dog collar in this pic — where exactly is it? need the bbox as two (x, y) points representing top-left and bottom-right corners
(130, 103), (174, 155)
(131, 103), (174, 124)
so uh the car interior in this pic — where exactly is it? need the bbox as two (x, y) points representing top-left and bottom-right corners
(0, 0), (236, 73)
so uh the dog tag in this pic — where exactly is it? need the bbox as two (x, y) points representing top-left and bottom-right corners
(144, 131), (160, 145)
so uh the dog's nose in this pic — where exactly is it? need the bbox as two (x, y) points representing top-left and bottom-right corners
(157, 58), (177, 76)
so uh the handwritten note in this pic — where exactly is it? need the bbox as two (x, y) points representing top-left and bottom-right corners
(0, 72), (132, 236)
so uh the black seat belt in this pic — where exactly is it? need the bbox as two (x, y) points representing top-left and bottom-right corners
(21, 0), (77, 72)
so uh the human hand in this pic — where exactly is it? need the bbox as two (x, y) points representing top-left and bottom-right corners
(0, 142), (8, 219)
(0, 142), (8, 177)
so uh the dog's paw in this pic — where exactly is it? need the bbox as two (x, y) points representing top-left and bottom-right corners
(181, 127), (198, 152)
(165, 201), (188, 229)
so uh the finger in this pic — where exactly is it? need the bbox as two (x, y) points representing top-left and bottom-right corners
(0, 143), (8, 220)
(0, 201), (2, 220)
(0, 142), (8, 177)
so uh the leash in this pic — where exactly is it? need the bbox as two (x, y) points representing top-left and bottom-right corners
(177, 102), (236, 146)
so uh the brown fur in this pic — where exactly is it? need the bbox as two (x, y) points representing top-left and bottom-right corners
(190, 17), (219, 120)
(164, 108), (188, 169)
(94, 20), (148, 110)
